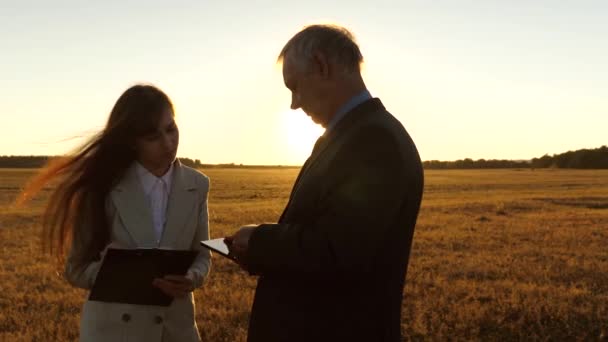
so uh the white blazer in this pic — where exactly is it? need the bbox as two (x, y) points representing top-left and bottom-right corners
(64, 160), (211, 342)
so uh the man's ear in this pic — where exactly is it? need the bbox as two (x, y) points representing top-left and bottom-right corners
(312, 51), (330, 79)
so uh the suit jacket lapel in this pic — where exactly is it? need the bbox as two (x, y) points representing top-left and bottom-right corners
(300, 98), (385, 178)
(278, 98), (386, 222)
(159, 160), (197, 247)
(278, 136), (328, 222)
(111, 164), (157, 247)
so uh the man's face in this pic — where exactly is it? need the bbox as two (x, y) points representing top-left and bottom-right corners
(282, 56), (328, 126)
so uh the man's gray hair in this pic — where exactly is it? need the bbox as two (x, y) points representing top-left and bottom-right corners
(278, 24), (364, 74)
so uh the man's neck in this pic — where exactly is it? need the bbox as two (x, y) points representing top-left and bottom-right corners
(323, 79), (367, 127)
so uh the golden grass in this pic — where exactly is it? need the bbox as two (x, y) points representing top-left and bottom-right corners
(1, 168), (607, 341)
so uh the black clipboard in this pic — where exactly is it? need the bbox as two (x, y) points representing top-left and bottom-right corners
(89, 248), (197, 306)
(200, 238), (236, 260)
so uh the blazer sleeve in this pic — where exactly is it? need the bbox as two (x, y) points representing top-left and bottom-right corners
(63, 198), (111, 289)
(64, 251), (102, 289)
(186, 174), (212, 288)
(247, 126), (415, 277)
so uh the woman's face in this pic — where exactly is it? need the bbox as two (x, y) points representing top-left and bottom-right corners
(134, 107), (179, 175)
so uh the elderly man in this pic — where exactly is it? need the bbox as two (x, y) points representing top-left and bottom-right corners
(227, 24), (424, 342)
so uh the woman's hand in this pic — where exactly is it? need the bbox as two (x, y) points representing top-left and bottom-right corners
(152, 275), (194, 298)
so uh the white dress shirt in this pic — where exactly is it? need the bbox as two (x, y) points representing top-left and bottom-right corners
(135, 162), (174, 243)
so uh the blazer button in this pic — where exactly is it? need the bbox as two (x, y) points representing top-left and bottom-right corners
(121, 313), (131, 322)
(154, 315), (163, 324)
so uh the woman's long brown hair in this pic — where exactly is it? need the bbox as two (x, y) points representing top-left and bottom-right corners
(16, 84), (173, 266)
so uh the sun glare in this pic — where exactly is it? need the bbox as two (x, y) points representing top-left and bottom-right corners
(281, 109), (325, 162)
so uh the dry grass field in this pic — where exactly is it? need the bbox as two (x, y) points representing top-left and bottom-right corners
(1, 168), (607, 341)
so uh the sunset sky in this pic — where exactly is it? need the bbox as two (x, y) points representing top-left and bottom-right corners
(1, 1), (606, 165)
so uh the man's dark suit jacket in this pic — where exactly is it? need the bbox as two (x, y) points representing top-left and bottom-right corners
(246, 98), (424, 342)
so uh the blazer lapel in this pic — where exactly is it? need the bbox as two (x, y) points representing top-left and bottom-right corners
(159, 161), (197, 247)
(111, 164), (157, 247)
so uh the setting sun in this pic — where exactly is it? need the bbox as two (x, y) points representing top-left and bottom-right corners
(280, 109), (325, 161)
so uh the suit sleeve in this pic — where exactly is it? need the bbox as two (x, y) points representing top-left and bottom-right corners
(247, 127), (410, 277)
(186, 175), (212, 288)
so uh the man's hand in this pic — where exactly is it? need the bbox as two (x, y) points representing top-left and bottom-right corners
(152, 275), (194, 298)
(225, 224), (258, 271)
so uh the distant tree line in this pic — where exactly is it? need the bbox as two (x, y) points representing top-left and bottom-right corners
(1, 146), (606, 169)
(529, 145), (608, 169)
(0, 156), (49, 168)
(423, 158), (531, 169)
(422, 146), (608, 169)
(0, 156), (299, 169)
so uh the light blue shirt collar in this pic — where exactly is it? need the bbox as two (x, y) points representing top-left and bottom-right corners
(326, 89), (372, 132)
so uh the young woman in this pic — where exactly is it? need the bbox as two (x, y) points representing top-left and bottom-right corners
(19, 84), (210, 341)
